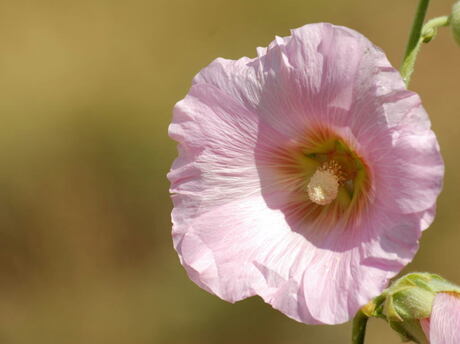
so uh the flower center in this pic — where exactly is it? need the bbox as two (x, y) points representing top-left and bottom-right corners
(307, 160), (343, 205)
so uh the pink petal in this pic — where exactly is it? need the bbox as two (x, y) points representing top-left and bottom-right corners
(428, 293), (460, 344)
(420, 318), (431, 340)
(375, 129), (444, 215)
(174, 191), (401, 324)
(169, 83), (262, 221)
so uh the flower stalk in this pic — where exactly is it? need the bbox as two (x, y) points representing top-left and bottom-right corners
(400, 0), (451, 85)
(351, 310), (369, 344)
(400, 0), (430, 85)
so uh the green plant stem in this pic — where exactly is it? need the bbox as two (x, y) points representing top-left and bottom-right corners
(400, 0), (451, 86)
(404, 0), (431, 60)
(400, 0), (430, 85)
(351, 310), (369, 344)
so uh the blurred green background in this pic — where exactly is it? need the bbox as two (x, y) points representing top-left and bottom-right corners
(0, 0), (458, 343)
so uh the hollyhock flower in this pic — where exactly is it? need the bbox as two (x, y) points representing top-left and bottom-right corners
(168, 23), (444, 324)
(420, 293), (460, 344)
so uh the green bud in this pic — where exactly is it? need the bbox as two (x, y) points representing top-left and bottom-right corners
(364, 273), (460, 343)
(452, 0), (460, 45)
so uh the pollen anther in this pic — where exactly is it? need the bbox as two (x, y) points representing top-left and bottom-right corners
(307, 161), (343, 206)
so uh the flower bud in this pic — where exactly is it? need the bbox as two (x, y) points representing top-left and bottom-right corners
(365, 273), (460, 343)
(452, 0), (460, 45)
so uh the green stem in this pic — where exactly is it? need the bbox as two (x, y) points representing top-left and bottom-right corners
(400, 0), (430, 85)
(400, 0), (451, 86)
(351, 310), (369, 344)
(404, 0), (430, 61)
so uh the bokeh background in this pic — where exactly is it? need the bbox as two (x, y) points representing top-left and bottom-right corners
(0, 0), (458, 343)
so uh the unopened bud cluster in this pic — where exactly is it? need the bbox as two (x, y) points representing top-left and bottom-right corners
(362, 273), (460, 343)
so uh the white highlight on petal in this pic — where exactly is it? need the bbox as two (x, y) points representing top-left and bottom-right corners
(307, 165), (340, 205)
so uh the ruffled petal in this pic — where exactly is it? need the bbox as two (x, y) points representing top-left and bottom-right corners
(375, 129), (444, 214)
(174, 192), (395, 324)
(193, 56), (263, 114)
(169, 82), (264, 221)
(428, 293), (460, 344)
(174, 193), (313, 315)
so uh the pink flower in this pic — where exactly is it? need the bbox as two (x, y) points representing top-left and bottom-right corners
(420, 293), (460, 344)
(168, 23), (444, 324)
